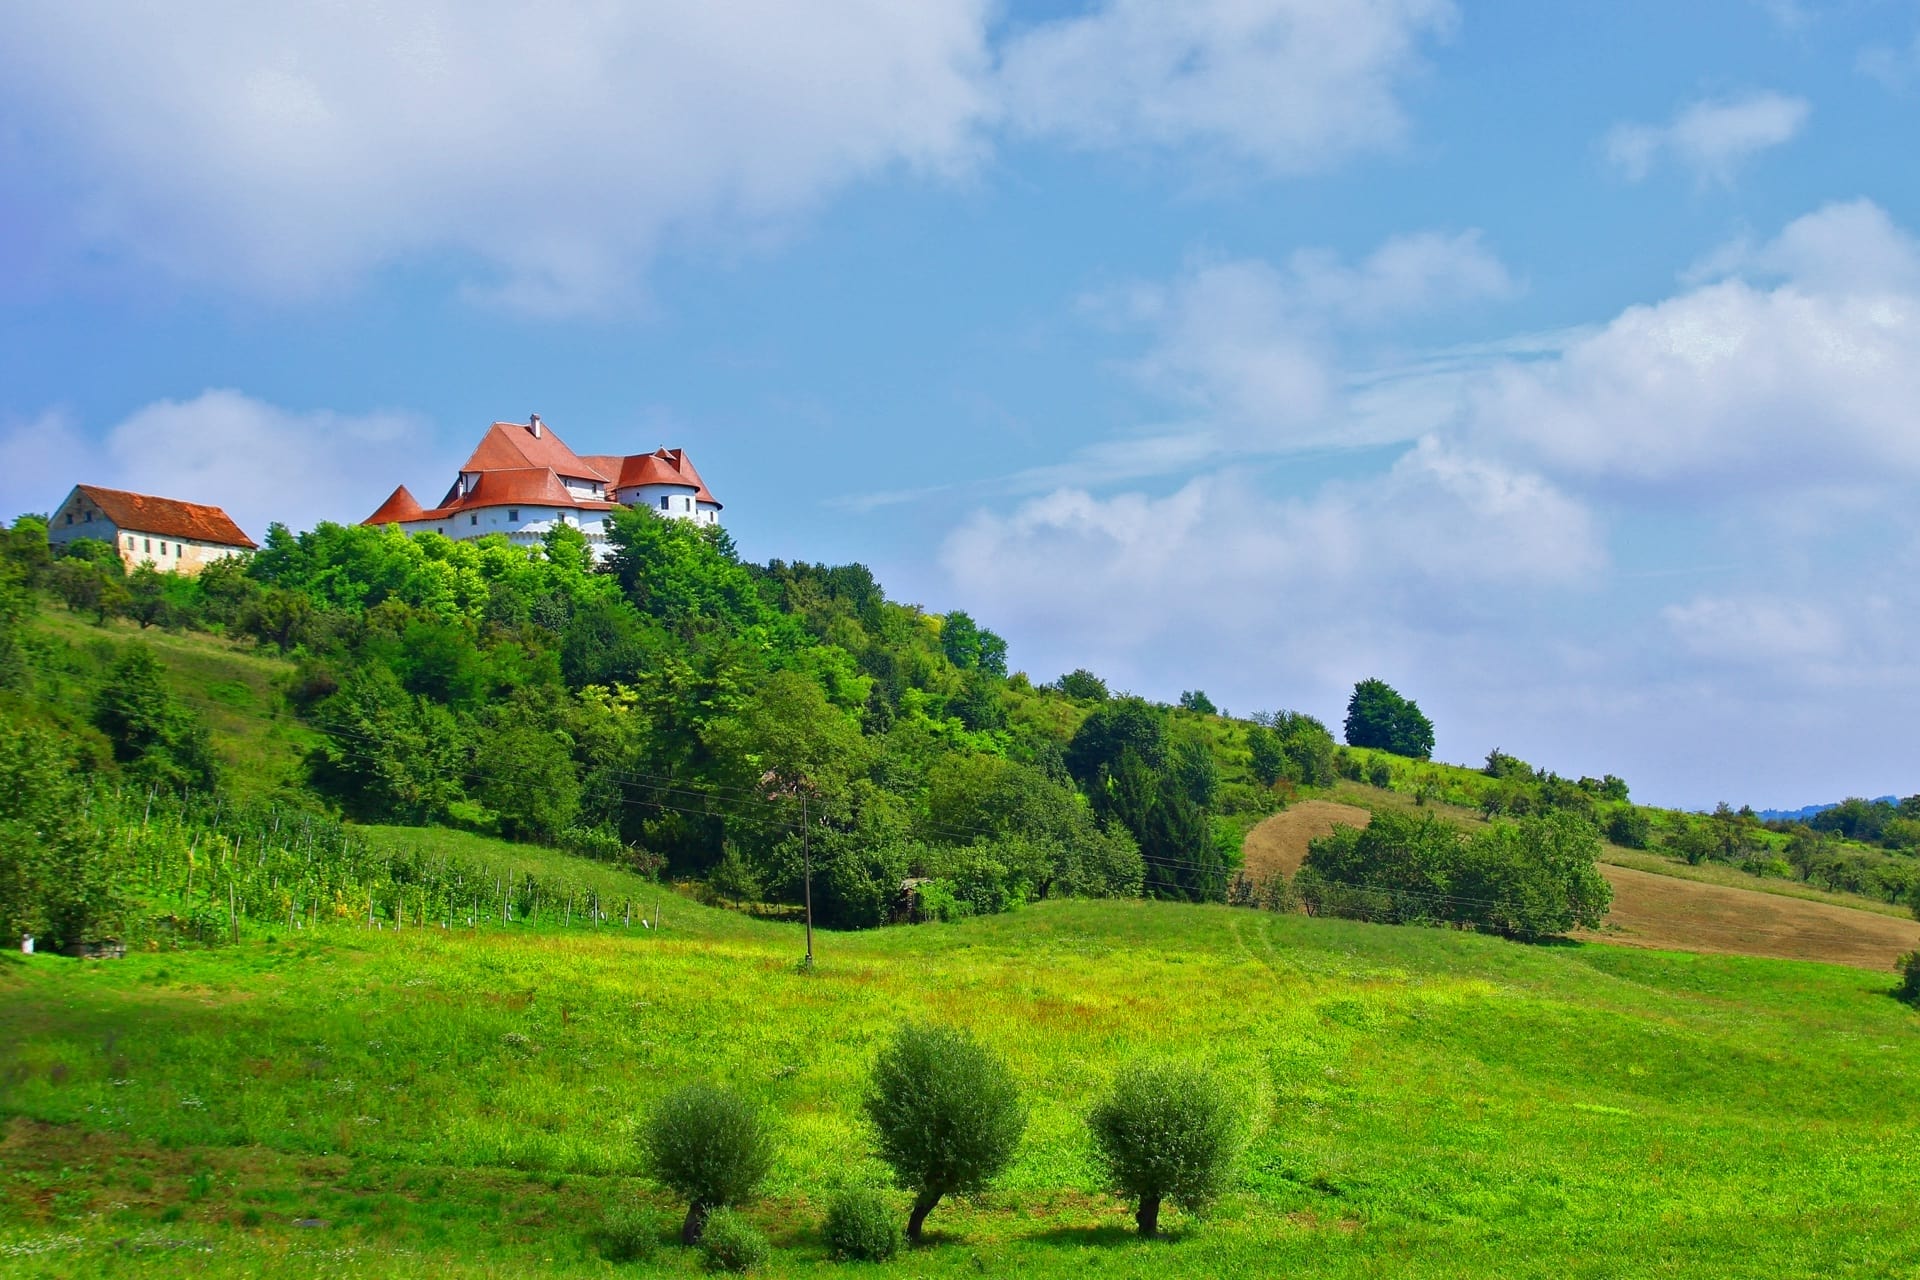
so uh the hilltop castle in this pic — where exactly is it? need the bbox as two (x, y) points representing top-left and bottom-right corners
(362, 415), (721, 560)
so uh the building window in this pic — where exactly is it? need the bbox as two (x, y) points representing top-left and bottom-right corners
(659, 495), (669, 510)
(508, 509), (518, 521)
(470, 514), (478, 526)
(65, 513), (73, 525)
(83, 511), (92, 522)
(143, 538), (151, 553)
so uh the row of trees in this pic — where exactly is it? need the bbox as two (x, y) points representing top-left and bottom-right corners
(635, 1023), (1248, 1269)
(1297, 809), (1612, 942)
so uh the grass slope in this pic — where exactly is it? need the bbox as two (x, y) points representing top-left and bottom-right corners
(3, 883), (1918, 1277)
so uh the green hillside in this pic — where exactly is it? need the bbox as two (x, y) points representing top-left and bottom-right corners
(4, 884), (1918, 1277)
(4, 513), (1919, 1276)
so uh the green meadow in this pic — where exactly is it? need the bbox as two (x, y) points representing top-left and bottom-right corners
(3, 860), (1918, 1278)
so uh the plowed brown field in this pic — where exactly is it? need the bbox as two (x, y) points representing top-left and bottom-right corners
(1241, 804), (1920, 970)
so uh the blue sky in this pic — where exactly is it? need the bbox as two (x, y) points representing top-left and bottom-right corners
(4, 0), (1919, 809)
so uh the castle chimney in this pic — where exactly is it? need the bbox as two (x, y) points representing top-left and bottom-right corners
(530, 413), (543, 438)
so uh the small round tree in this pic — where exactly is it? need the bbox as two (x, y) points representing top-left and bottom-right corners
(1088, 1058), (1248, 1237)
(863, 1024), (1027, 1244)
(641, 1082), (776, 1245)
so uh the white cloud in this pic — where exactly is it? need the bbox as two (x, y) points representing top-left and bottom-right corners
(929, 201), (1920, 805)
(1858, 28), (1920, 92)
(998, 0), (1455, 171)
(0, 2), (993, 312)
(0, 391), (444, 539)
(1083, 232), (1513, 466)
(1466, 202), (1920, 495)
(1604, 91), (1808, 185)
(1663, 595), (1845, 665)
(0, 0), (1461, 310)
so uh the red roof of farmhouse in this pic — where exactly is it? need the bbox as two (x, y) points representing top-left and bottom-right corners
(76, 485), (257, 549)
(362, 418), (720, 526)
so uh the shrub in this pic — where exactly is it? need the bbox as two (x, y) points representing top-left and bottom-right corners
(864, 1024), (1028, 1243)
(697, 1207), (769, 1273)
(594, 1200), (662, 1263)
(1366, 759), (1393, 789)
(823, 1186), (902, 1262)
(1898, 951), (1920, 1006)
(1089, 1059), (1249, 1236)
(642, 1083), (777, 1244)
(1606, 807), (1652, 849)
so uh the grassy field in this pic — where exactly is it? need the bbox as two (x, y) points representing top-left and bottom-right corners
(4, 855), (1919, 1277)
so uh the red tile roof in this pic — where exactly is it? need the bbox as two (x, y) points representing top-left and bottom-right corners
(75, 485), (257, 549)
(617, 447), (721, 507)
(362, 417), (719, 527)
(460, 420), (609, 483)
(364, 485), (427, 526)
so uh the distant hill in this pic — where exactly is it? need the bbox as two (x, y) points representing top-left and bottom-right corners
(1757, 797), (1898, 823)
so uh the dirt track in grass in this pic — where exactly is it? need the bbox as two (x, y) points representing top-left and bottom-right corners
(1243, 804), (1920, 971)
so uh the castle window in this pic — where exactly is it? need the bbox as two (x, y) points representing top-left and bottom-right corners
(470, 515), (478, 526)
(660, 496), (669, 510)
(84, 511), (92, 522)
(508, 509), (519, 521)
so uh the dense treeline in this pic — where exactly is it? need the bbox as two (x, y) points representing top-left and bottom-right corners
(1297, 809), (1612, 942)
(5, 511), (1258, 931)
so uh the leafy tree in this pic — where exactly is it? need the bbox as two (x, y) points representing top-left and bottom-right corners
(93, 646), (217, 790)
(1246, 726), (1285, 787)
(1088, 1059), (1248, 1237)
(472, 723), (580, 842)
(1343, 678), (1434, 759)
(0, 722), (126, 949)
(1897, 951), (1920, 1005)
(937, 611), (1005, 676)
(864, 1024), (1027, 1243)
(1272, 712), (1336, 786)
(1177, 689), (1216, 715)
(642, 1082), (777, 1244)
(309, 665), (465, 823)
(1054, 669), (1109, 701)
(1483, 748), (1533, 781)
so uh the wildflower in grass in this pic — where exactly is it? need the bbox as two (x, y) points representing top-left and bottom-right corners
(863, 1024), (1026, 1244)
(1088, 1058), (1248, 1237)
(641, 1082), (777, 1245)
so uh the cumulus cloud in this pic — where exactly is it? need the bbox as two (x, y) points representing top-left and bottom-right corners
(998, 0), (1456, 170)
(1604, 91), (1808, 185)
(930, 201), (1920, 804)
(1466, 201), (1920, 495)
(0, 2), (994, 311)
(0, 391), (445, 539)
(0, 0), (1458, 310)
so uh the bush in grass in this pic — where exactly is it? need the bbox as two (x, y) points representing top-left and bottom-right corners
(697, 1207), (769, 1273)
(1898, 951), (1920, 1006)
(594, 1200), (662, 1263)
(823, 1186), (902, 1261)
(1088, 1058), (1248, 1237)
(864, 1024), (1027, 1244)
(642, 1083), (776, 1244)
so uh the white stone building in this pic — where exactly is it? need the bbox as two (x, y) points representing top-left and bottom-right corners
(47, 485), (257, 575)
(362, 415), (721, 559)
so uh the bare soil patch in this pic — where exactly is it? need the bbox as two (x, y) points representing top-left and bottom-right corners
(1242, 802), (1372, 883)
(1582, 864), (1920, 971)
